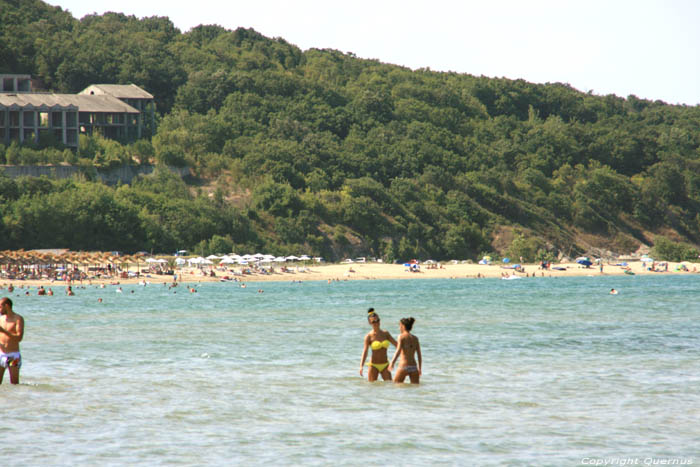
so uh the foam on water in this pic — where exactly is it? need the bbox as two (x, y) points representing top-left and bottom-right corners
(3, 275), (699, 465)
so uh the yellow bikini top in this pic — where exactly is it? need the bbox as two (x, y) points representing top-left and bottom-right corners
(371, 340), (390, 350)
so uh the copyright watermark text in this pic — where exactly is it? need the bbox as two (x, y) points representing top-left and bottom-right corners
(581, 458), (693, 466)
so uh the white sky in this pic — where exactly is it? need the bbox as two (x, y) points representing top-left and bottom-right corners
(48, 0), (700, 106)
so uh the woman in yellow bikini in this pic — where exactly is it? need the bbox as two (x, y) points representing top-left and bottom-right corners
(359, 308), (397, 382)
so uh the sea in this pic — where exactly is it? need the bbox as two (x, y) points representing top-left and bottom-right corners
(2, 274), (699, 466)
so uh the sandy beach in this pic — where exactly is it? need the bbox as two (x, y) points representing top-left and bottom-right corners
(2, 260), (698, 289)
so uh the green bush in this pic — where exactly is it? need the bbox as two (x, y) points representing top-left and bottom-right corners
(650, 236), (699, 262)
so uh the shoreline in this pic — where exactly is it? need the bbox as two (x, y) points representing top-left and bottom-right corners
(1, 261), (697, 288)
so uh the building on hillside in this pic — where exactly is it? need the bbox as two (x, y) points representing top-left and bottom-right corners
(0, 75), (154, 148)
(0, 93), (80, 147)
(80, 84), (155, 139)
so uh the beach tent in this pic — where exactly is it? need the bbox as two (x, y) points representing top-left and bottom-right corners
(286, 255), (300, 261)
(640, 257), (654, 263)
(502, 258), (510, 263)
(299, 255), (311, 261)
(577, 259), (593, 267)
(220, 257), (236, 264)
(175, 258), (186, 266)
(273, 256), (287, 263)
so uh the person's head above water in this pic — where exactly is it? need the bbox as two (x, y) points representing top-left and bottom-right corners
(367, 307), (380, 324)
(400, 317), (415, 331)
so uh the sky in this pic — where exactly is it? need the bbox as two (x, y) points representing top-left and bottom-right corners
(47, 0), (700, 106)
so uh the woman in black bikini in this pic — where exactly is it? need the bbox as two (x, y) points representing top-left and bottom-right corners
(389, 317), (422, 384)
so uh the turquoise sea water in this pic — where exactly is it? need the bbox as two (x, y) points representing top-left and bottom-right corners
(2, 275), (699, 466)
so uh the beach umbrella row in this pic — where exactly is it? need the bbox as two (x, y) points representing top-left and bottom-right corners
(0, 250), (320, 271)
(0, 250), (156, 268)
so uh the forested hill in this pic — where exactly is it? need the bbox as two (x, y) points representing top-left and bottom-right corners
(2, 0), (700, 262)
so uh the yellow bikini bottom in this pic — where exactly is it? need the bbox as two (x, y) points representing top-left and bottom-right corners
(367, 362), (389, 372)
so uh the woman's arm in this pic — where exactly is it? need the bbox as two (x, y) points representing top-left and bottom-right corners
(359, 334), (370, 376)
(387, 332), (398, 348)
(415, 336), (422, 375)
(388, 335), (403, 372)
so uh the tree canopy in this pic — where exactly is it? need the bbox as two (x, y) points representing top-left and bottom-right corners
(2, 0), (700, 261)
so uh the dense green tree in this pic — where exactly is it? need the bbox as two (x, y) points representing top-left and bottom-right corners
(1, 0), (699, 258)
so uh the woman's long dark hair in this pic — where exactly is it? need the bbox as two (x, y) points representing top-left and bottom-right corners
(400, 317), (415, 331)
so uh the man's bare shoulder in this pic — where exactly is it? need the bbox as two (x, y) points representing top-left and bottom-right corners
(8, 313), (23, 323)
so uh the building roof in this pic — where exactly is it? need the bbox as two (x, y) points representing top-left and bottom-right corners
(80, 84), (154, 100)
(0, 74), (31, 79)
(0, 93), (139, 113)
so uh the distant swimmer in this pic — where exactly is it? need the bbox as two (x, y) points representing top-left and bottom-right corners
(0, 297), (24, 384)
(389, 317), (422, 384)
(66, 286), (75, 296)
(610, 288), (619, 295)
(360, 308), (397, 382)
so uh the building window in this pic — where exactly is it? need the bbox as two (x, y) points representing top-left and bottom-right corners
(9, 111), (19, 127)
(66, 129), (77, 145)
(66, 111), (77, 127)
(2, 78), (13, 91)
(9, 128), (20, 141)
(0, 111), (4, 127)
(52, 111), (62, 127)
(38, 128), (51, 143)
(17, 79), (31, 92)
(23, 111), (34, 127)
(39, 112), (49, 127)
(24, 128), (35, 142)
(53, 129), (63, 141)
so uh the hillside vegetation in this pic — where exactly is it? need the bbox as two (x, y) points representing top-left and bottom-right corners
(2, 0), (700, 261)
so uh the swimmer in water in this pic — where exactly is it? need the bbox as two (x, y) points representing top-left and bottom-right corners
(610, 288), (619, 295)
(389, 317), (422, 384)
(0, 297), (24, 384)
(359, 308), (397, 382)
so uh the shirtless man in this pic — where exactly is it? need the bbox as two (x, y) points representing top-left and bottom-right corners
(0, 297), (25, 384)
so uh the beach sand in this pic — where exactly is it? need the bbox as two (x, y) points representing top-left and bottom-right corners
(2, 260), (697, 289)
